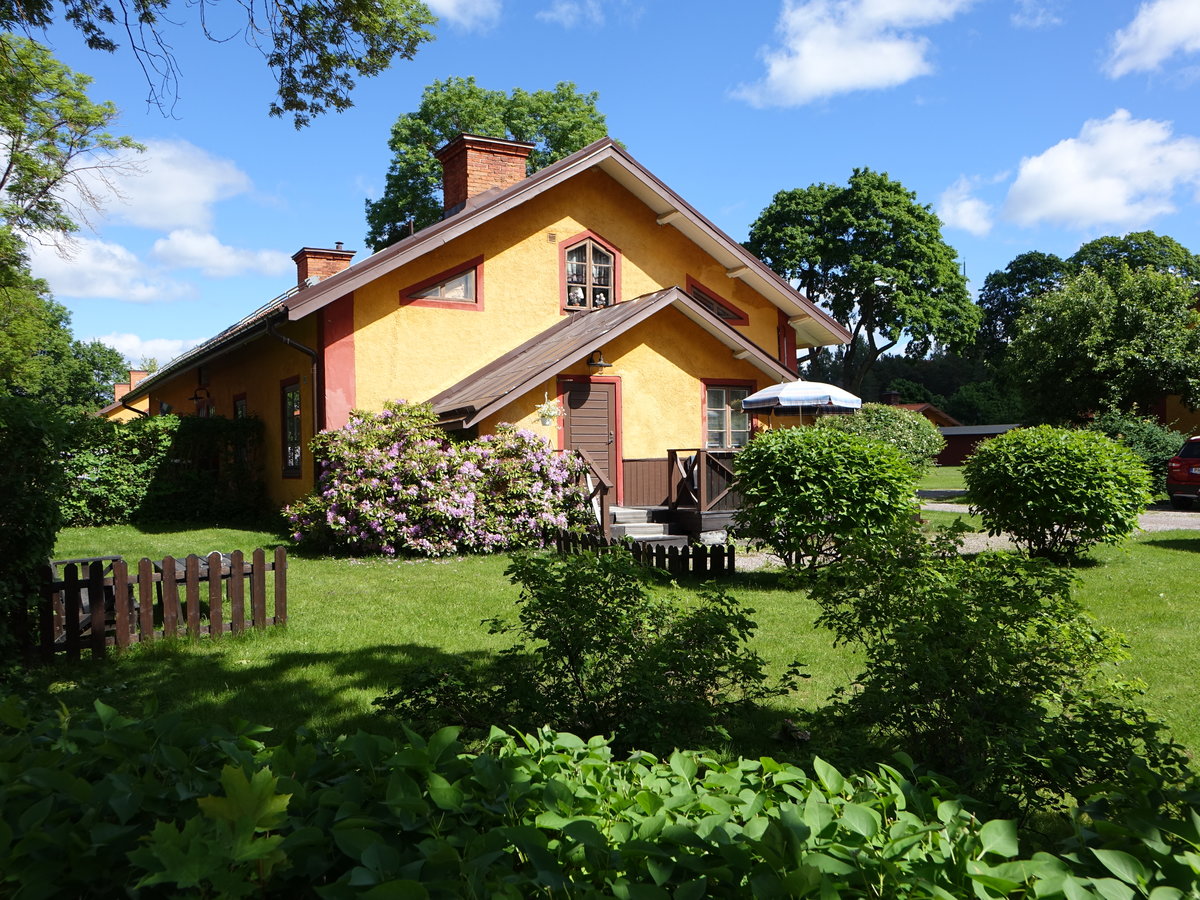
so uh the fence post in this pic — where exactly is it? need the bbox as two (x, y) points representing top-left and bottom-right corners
(184, 555), (202, 638)
(230, 550), (245, 634)
(63, 563), (82, 662)
(208, 552), (224, 637)
(161, 556), (180, 637)
(251, 549), (267, 629)
(113, 559), (131, 649)
(274, 547), (287, 626)
(138, 558), (154, 641)
(87, 561), (107, 658)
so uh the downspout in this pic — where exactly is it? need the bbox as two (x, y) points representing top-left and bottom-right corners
(266, 318), (321, 490)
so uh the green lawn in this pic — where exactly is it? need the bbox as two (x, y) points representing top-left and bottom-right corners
(918, 465), (965, 492)
(41, 523), (1200, 754)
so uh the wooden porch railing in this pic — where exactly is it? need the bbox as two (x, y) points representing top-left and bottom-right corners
(667, 449), (740, 513)
(575, 448), (613, 538)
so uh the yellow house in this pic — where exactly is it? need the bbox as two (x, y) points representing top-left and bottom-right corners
(121, 135), (850, 524)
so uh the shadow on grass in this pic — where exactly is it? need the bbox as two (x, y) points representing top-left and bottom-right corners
(1142, 535), (1200, 554)
(37, 638), (499, 741)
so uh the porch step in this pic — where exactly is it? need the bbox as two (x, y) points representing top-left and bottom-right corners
(611, 522), (671, 539)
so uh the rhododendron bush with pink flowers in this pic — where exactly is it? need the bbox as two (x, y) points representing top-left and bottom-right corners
(287, 401), (591, 556)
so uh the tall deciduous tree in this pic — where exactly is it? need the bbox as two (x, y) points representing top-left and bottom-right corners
(1008, 267), (1200, 422)
(364, 77), (608, 250)
(1069, 230), (1200, 284)
(747, 169), (976, 393)
(0, 33), (142, 239)
(2, 0), (435, 126)
(975, 250), (1068, 363)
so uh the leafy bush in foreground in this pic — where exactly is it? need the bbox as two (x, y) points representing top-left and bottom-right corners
(964, 425), (1152, 560)
(378, 548), (791, 752)
(814, 401), (946, 472)
(288, 401), (589, 556)
(808, 523), (1189, 821)
(733, 426), (918, 572)
(0, 398), (68, 654)
(3, 695), (1199, 898)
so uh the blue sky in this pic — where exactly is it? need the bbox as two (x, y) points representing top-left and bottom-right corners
(23, 0), (1200, 367)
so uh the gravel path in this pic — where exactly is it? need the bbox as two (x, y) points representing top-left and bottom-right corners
(735, 500), (1199, 570)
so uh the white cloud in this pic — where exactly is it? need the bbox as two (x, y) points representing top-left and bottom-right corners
(1107, 0), (1200, 77)
(100, 138), (253, 231)
(537, 0), (603, 28)
(425, 0), (501, 29)
(1011, 0), (1062, 29)
(27, 236), (194, 303)
(92, 333), (206, 366)
(735, 0), (978, 107)
(1002, 109), (1200, 229)
(152, 229), (292, 278)
(938, 176), (993, 236)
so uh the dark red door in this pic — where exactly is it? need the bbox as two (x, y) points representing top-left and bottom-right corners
(561, 379), (617, 490)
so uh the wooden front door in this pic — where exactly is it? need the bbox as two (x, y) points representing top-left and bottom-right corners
(560, 378), (618, 498)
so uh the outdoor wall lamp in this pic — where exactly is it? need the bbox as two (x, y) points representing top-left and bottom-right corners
(587, 350), (612, 368)
(189, 386), (212, 413)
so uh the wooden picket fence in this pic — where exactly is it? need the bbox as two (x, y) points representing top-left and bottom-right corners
(554, 532), (736, 577)
(28, 548), (287, 664)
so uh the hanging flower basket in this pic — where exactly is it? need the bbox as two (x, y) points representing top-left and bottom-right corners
(535, 393), (563, 426)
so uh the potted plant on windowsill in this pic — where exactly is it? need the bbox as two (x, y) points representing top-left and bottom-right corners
(535, 394), (563, 426)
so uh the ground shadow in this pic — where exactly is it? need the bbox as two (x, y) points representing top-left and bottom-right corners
(1142, 535), (1200, 554)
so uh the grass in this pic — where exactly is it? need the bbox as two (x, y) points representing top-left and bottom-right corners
(39, 522), (1200, 754)
(918, 465), (965, 492)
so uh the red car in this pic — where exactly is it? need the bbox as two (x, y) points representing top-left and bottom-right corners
(1166, 435), (1200, 510)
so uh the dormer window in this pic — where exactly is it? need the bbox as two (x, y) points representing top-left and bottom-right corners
(563, 236), (617, 311)
(400, 256), (484, 310)
(686, 276), (749, 325)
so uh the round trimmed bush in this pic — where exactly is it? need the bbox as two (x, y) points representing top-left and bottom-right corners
(964, 425), (1152, 560)
(814, 402), (946, 472)
(732, 426), (918, 571)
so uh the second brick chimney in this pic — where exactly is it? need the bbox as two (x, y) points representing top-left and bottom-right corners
(293, 243), (356, 287)
(435, 134), (535, 216)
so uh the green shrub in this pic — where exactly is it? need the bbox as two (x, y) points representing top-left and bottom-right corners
(814, 402), (945, 472)
(1086, 410), (1189, 490)
(964, 425), (1152, 560)
(0, 399), (68, 654)
(60, 414), (268, 527)
(378, 548), (789, 753)
(3, 693), (1199, 897)
(808, 524), (1188, 820)
(732, 426), (918, 571)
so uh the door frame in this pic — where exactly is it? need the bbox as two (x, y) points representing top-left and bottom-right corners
(557, 374), (623, 505)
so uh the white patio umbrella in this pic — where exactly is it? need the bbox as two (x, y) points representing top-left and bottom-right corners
(740, 379), (863, 412)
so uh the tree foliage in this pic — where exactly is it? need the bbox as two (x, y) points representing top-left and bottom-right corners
(1008, 267), (1200, 421)
(1069, 230), (1200, 284)
(747, 168), (976, 392)
(0, 33), (142, 238)
(813, 402), (945, 473)
(975, 250), (1068, 363)
(1, 0), (435, 127)
(364, 77), (608, 249)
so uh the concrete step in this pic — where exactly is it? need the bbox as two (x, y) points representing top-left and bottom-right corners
(610, 505), (652, 524)
(611, 522), (669, 539)
(628, 534), (688, 548)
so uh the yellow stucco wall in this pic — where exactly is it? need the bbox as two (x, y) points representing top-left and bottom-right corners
(146, 317), (319, 508)
(477, 307), (774, 457)
(351, 168), (788, 412)
(1164, 395), (1200, 434)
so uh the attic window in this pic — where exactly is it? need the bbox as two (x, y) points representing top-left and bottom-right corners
(686, 276), (749, 325)
(401, 256), (484, 310)
(563, 236), (617, 311)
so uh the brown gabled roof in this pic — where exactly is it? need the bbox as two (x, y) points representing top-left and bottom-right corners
(284, 137), (850, 349)
(429, 286), (794, 428)
(897, 402), (963, 428)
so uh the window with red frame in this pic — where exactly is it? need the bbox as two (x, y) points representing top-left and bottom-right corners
(706, 385), (752, 448)
(564, 238), (614, 310)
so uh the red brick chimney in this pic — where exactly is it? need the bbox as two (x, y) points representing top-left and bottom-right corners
(114, 369), (149, 402)
(293, 243), (355, 287)
(435, 134), (535, 215)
